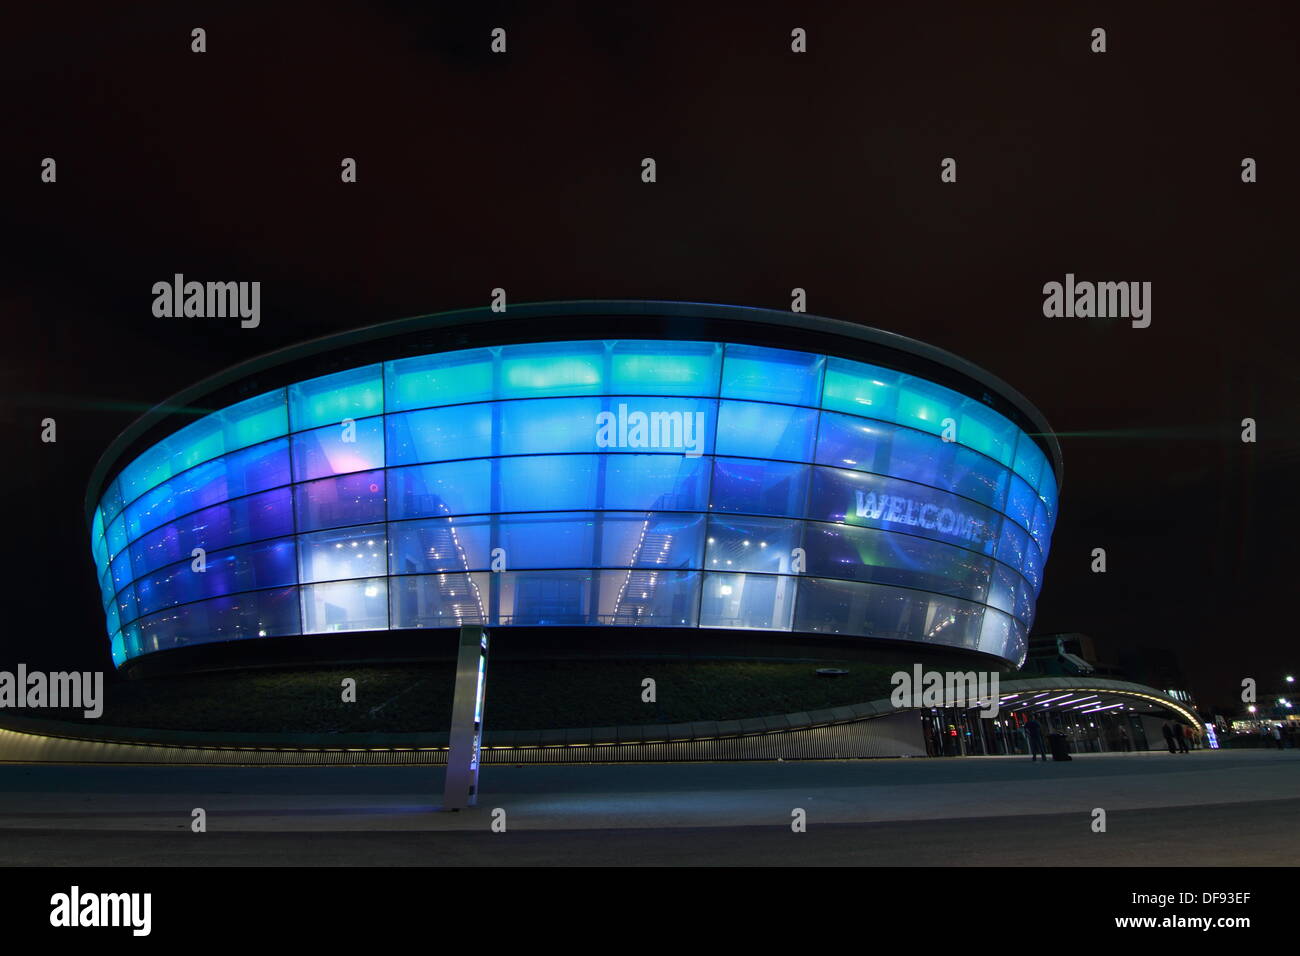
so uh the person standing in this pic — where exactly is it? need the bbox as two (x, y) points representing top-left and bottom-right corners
(1025, 717), (1047, 762)
(1177, 724), (1190, 753)
(1161, 722), (1177, 754)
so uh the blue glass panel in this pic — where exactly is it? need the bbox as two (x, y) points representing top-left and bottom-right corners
(997, 519), (1029, 573)
(801, 521), (993, 603)
(987, 561), (1032, 623)
(129, 486), (294, 579)
(1005, 475), (1037, 536)
(389, 571), (489, 628)
(135, 586), (300, 653)
(291, 417), (385, 480)
(387, 459), (492, 520)
(494, 569), (599, 626)
(385, 348), (496, 412)
(497, 513), (596, 569)
(1022, 535), (1043, 591)
(710, 458), (809, 518)
(949, 445), (1011, 512)
(977, 606), (1016, 658)
(603, 454), (710, 511)
(104, 597), (121, 637)
(125, 438), (290, 543)
(500, 397), (603, 455)
(289, 364), (383, 431)
(599, 512), (706, 569)
(498, 455), (599, 513)
(498, 342), (604, 399)
(699, 572), (796, 630)
(301, 577), (389, 633)
(115, 584), (138, 628)
(1030, 497), (1051, 548)
(389, 516), (493, 574)
(793, 577), (984, 649)
(1013, 433), (1047, 492)
(609, 341), (721, 396)
(814, 411), (894, 472)
(385, 403), (493, 466)
(715, 401), (817, 462)
(294, 470), (386, 532)
(298, 524), (387, 584)
(98, 567), (115, 611)
(593, 569), (699, 627)
(1037, 467), (1059, 524)
(110, 548), (135, 591)
(721, 343), (824, 407)
(704, 516), (802, 574)
(135, 538), (297, 616)
(99, 477), (125, 526)
(880, 424), (960, 491)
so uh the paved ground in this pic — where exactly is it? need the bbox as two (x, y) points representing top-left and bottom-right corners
(1, 749), (1296, 864)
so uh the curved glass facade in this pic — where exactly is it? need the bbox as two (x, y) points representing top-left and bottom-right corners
(89, 339), (1058, 668)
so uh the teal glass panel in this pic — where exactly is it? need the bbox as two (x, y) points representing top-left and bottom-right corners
(222, 389), (288, 450)
(289, 364), (383, 431)
(99, 477), (125, 526)
(163, 414), (226, 477)
(118, 440), (176, 507)
(609, 340), (721, 396)
(958, 401), (1017, 467)
(385, 347), (496, 412)
(107, 512), (128, 560)
(498, 342), (604, 399)
(820, 357), (901, 420)
(895, 376), (960, 437)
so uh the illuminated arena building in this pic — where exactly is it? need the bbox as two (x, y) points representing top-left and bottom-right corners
(86, 302), (1062, 678)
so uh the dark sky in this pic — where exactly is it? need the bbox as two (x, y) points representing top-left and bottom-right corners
(2, 1), (1295, 710)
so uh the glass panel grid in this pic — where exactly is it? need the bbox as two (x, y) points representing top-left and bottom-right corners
(94, 338), (1057, 667)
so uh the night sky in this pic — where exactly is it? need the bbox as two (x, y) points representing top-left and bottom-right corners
(2, 2), (1295, 710)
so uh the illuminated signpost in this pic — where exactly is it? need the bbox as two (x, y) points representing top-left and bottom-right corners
(443, 625), (489, 810)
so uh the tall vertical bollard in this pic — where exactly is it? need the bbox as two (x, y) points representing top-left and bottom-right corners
(443, 625), (489, 810)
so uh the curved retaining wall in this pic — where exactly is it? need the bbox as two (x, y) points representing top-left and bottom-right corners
(0, 678), (1195, 766)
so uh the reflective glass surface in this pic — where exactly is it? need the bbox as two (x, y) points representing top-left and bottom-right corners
(94, 339), (1057, 667)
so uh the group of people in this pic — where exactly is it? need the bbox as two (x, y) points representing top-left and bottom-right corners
(1161, 721), (1200, 753)
(1261, 723), (1295, 749)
